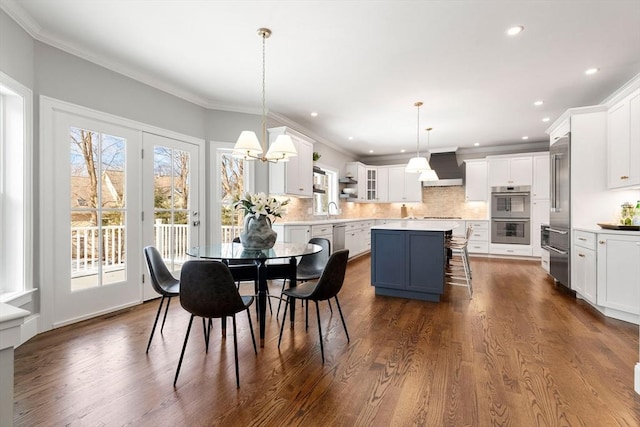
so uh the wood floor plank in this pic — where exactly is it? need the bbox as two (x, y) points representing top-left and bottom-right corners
(13, 255), (640, 426)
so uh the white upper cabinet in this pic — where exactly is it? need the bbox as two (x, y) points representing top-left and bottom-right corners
(532, 153), (550, 199)
(268, 127), (314, 197)
(607, 88), (640, 189)
(345, 162), (367, 201)
(387, 166), (422, 202)
(464, 159), (488, 201)
(488, 156), (533, 187)
(376, 166), (389, 203)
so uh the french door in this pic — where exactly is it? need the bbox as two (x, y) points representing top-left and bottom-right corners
(51, 112), (142, 326)
(142, 133), (200, 300)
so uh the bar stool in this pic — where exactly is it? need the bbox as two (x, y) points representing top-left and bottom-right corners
(445, 225), (473, 298)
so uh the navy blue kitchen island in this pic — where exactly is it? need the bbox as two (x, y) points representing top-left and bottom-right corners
(371, 221), (459, 302)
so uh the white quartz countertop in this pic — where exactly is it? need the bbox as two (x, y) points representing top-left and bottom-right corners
(371, 220), (461, 232)
(574, 226), (640, 236)
(275, 217), (487, 226)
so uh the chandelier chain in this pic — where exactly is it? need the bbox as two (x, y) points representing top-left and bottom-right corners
(261, 31), (267, 150)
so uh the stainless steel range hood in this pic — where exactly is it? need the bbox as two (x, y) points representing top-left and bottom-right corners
(422, 151), (464, 186)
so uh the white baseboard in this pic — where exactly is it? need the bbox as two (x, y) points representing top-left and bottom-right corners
(19, 314), (39, 346)
(635, 363), (640, 395)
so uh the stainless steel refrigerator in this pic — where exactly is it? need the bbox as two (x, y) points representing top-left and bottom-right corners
(547, 133), (571, 288)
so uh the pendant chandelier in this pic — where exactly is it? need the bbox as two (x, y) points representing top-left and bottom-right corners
(405, 101), (432, 173)
(419, 127), (439, 181)
(232, 28), (297, 162)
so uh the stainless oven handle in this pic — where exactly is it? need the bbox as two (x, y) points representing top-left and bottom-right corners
(542, 245), (568, 255)
(547, 227), (568, 235)
(492, 218), (530, 222)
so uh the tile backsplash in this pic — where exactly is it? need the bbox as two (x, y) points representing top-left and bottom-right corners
(279, 186), (488, 221)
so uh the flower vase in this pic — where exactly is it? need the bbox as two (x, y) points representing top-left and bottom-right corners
(239, 214), (277, 250)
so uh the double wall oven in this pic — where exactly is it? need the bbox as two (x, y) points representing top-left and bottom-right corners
(491, 186), (531, 245)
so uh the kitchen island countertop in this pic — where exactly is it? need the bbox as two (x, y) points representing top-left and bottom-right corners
(371, 220), (461, 232)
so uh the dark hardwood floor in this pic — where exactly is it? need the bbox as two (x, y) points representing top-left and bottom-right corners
(14, 256), (640, 426)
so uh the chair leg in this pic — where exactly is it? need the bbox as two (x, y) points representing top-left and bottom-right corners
(232, 315), (240, 388)
(146, 295), (166, 353)
(315, 301), (325, 364)
(202, 318), (211, 352)
(278, 296), (290, 348)
(277, 278), (287, 317)
(334, 296), (350, 342)
(246, 309), (257, 355)
(305, 302), (309, 331)
(327, 299), (333, 313)
(160, 296), (172, 333)
(174, 314), (194, 387)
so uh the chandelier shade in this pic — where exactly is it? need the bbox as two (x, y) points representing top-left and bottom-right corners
(418, 168), (439, 181)
(232, 28), (297, 163)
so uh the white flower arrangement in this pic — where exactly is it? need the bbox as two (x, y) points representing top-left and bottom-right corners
(232, 192), (289, 220)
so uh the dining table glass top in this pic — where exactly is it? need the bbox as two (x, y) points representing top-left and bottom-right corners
(187, 242), (323, 261)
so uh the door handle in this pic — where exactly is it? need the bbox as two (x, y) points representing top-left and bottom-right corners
(542, 245), (568, 255)
(547, 228), (568, 235)
(192, 220), (201, 227)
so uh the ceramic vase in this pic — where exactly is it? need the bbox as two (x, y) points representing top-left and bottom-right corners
(239, 214), (277, 250)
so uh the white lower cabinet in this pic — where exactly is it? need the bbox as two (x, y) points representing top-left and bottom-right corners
(466, 220), (489, 254)
(596, 232), (640, 322)
(273, 224), (310, 244)
(344, 220), (373, 257)
(311, 224), (333, 253)
(541, 249), (550, 273)
(572, 230), (597, 305)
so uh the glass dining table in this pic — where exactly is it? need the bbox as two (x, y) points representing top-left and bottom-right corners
(186, 242), (323, 347)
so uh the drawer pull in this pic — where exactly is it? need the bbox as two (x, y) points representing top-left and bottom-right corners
(578, 253), (585, 258)
(578, 237), (587, 241)
(599, 240), (605, 244)
(620, 175), (629, 180)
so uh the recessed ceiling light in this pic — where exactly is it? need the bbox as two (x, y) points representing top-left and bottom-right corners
(534, 100), (544, 106)
(585, 68), (599, 75)
(400, 149), (406, 153)
(310, 112), (318, 117)
(348, 136), (353, 140)
(522, 136), (529, 140)
(507, 26), (524, 36)
(369, 150), (374, 154)
(542, 117), (550, 122)
(474, 142), (480, 147)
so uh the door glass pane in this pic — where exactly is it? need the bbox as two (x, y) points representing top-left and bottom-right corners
(220, 152), (244, 243)
(153, 146), (191, 272)
(70, 127), (127, 291)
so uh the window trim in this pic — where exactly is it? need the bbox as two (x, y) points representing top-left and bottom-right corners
(0, 72), (33, 304)
(313, 162), (339, 216)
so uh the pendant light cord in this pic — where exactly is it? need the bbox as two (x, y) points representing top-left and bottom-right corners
(416, 103), (421, 156)
(261, 31), (267, 153)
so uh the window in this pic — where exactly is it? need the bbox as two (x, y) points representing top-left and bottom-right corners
(0, 72), (33, 301)
(313, 165), (339, 216)
(219, 150), (246, 242)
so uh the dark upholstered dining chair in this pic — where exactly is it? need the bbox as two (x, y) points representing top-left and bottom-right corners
(143, 246), (180, 353)
(277, 237), (331, 317)
(174, 260), (257, 388)
(278, 249), (350, 364)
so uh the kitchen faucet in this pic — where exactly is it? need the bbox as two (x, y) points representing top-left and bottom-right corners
(327, 201), (338, 219)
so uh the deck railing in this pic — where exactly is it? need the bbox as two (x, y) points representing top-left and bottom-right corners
(71, 224), (238, 277)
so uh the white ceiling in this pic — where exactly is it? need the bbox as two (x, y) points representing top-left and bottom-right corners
(4, 0), (640, 157)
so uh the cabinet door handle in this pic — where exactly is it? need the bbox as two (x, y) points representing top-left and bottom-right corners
(578, 253), (585, 258)
(299, 188), (304, 191)
(599, 240), (605, 244)
(620, 176), (629, 180)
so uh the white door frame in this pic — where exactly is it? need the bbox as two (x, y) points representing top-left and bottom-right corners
(39, 96), (205, 332)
